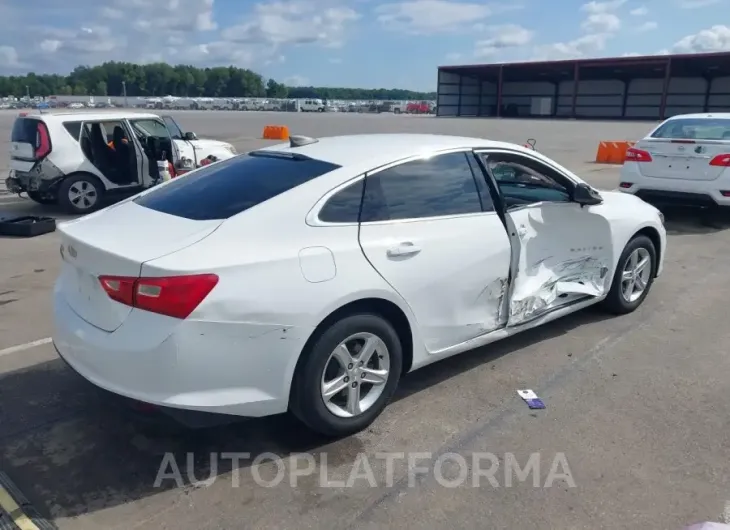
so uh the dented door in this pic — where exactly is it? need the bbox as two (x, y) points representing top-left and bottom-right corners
(504, 203), (613, 325)
(475, 150), (614, 327)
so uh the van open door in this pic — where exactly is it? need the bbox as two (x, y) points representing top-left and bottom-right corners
(10, 116), (51, 173)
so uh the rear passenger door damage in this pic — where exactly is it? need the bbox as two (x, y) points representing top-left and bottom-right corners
(477, 151), (614, 326)
(357, 151), (513, 353)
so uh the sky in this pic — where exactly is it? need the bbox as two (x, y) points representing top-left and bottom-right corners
(0, 0), (729, 91)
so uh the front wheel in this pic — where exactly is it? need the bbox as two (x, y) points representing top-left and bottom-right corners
(602, 234), (657, 314)
(290, 314), (402, 437)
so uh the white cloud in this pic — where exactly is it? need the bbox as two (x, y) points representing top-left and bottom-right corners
(531, 0), (623, 60)
(630, 6), (648, 15)
(580, 0), (627, 13)
(376, 0), (490, 34)
(582, 13), (621, 33)
(474, 24), (533, 57)
(284, 75), (309, 86)
(635, 21), (657, 32)
(0, 0), (363, 73)
(676, 0), (722, 7)
(0, 46), (22, 69)
(532, 34), (610, 60)
(222, 2), (359, 49)
(672, 25), (730, 53)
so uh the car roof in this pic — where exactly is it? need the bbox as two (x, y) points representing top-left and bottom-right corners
(664, 113), (730, 121)
(18, 111), (161, 122)
(256, 133), (527, 169)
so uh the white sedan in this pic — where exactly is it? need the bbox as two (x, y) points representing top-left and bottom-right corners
(53, 134), (666, 436)
(619, 113), (730, 208)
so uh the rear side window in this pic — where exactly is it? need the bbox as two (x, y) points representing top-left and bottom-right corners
(63, 121), (82, 141)
(135, 153), (341, 221)
(11, 118), (39, 143)
(318, 179), (364, 223)
(651, 118), (730, 141)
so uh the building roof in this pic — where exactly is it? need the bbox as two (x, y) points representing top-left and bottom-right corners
(438, 51), (730, 80)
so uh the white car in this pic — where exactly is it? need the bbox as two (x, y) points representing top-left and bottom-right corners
(619, 113), (730, 208)
(6, 111), (236, 214)
(52, 134), (666, 436)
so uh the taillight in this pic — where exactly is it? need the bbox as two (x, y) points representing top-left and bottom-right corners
(35, 122), (51, 159)
(709, 154), (730, 167)
(625, 147), (652, 162)
(98, 274), (219, 319)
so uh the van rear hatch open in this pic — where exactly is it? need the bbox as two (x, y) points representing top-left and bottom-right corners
(10, 116), (51, 173)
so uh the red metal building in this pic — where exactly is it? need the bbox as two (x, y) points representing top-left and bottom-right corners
(436, 51), (730, 120)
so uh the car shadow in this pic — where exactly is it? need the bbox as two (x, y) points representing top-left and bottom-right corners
(655, 205), (730, 236)
(0, 305), (614, 521)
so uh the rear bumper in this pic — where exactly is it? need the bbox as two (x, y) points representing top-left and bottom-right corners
(619, 164), (730, 207)
(634, 189), (722, 208)
(52, 289), (313, 418)
(6, 165), (64, 194)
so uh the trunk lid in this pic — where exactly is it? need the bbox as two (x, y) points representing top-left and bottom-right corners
(636, 139), (730, 180)
(57, 200), (222, 332)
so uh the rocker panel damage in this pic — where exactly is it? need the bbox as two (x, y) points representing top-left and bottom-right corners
(509, 255), (609, 326)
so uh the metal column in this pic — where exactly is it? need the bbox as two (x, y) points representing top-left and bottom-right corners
(571, 63), (580, 119)
(496, 66), (504, 117)
(659, 58), (672, 120)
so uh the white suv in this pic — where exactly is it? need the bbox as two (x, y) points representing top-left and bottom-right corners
(6, 111), (237, 214)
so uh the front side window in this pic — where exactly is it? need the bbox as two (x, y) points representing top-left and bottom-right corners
(361, 152), (484, 222)
(162, 116), (183, 139)
(130, 119), (170, 139)
(481, 153), (572, 207)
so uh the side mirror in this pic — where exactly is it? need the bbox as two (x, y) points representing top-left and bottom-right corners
(184, 131), (197, 141)
(573, 183), (603, 206)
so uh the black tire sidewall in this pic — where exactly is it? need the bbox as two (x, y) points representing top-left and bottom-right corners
(58, 174), (104, 214)
(608, 235), (657, 312)
(292, 314), (403, 437)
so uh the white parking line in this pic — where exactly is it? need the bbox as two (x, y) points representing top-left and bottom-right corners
(0, 337), (53, 358)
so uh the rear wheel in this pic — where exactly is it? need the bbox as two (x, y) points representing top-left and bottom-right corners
(602, 235), (656, 314)
(58, 174), (104, 215)
(27, 191), (57, 205)
(290, 314), (402, 437)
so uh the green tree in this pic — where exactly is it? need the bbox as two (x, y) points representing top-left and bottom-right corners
(0, 61), (436, 100)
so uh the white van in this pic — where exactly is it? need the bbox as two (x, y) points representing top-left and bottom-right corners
(6, 111), (237, 214)
(300, 99), (325, 112)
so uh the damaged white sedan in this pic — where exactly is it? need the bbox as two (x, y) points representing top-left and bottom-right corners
(53, 133), (666, 437)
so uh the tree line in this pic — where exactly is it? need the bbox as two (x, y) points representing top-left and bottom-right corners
(0, 61), (436, 101)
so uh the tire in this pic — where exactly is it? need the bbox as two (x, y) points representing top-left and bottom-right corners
(57, 174), (104, 215)
(290, 313), (403, 437)
(601, 234), (657, 314)
(27, 190), (57, 205)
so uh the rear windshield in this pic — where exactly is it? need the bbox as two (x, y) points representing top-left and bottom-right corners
(651, 118), (730, 141)
(11, 118), (39, 144)
(134, 153), (341, 221)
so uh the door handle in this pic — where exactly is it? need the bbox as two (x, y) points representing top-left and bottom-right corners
(386, 242), (421, 257)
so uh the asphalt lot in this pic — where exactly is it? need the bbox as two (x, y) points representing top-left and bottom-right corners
(1, 110), (730, 530)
